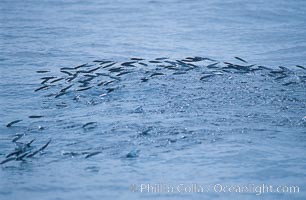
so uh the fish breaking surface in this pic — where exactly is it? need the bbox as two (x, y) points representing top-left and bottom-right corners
(1, 56), (306, 200)
(2, 56), (306, 165)
(35, 57), (306, 105)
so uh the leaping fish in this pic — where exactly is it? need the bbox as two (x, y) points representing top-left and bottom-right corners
(138, 62), (148, 67)
(200, 74), (215, 80)
(6, 120), (23, 127)
(55, 92), (67, 98)
(6, 149), (22, 158)
(76, 86), (92, 91)
(99, 61), (113, 65)
(36, 70), (50, 73)
(61, 67), (75, 70)
(67, 74), (78, 82)
(121, 61), (137, 67)
(150, 72), (165, 77)
(234, 57), (248, 63)
(74, 63), (88, 69)
(35, 85), (49, 92)
(12, 134), (24, 143)
(102, 62), (116, 68)
(50, 78), (64, 83)
(149, 60), (162, 63)
(155, 57), (168, 60)
(87, 67), (101, 73)
(85, 151), (101, 159)
(141, 77), (149, 82)
(16, 151), (31, 161)
(61, 70), (73, 76)
(206, 62), (219, 68)
(38, 139), (51, 152)
(28, 115), (43, 119)
(0, 157), (15, 165)
(60, 84), (73, 93)
(296, 65), (306, 70)
(27, 139), (52, 158)
(82, 122), (97, 129)
(40, 76), (56, 84)
(116, 71), (133, 76)
(130, 57), (144, 61)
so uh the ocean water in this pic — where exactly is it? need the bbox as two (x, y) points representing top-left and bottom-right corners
(0, 0), (306, 199)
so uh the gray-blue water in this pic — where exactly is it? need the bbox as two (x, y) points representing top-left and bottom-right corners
(0, 0), (306, 199)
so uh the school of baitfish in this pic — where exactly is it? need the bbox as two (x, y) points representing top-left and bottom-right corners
(2, 56), (306, 165)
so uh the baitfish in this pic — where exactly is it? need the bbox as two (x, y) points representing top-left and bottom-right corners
(175, 60), (189, 67)
(6, 120), (23, 127)
(66, 74), (78, 82)
(26, 149), (41, 158)
(282, 81), (296, 86)
(106, 88), (115, 93)
(149, 60), (162, 63)
(141, 77), (149, 82)
(35, 85), (49, 92)
(257, 66), (271, 71)
(61, 67), (75, 70)
(99, 61), (113, 65)
(40, 76), (57, 84)
(234, 57), (248, 63)
(6, 149), (22, 158)
(25, 139), (35, 148)
(200, 74), (215, 80)
(182, 56), (204, 62)
(121, 61), (137, 67)
(36, 70), (50, 73)
(102, 62), (116, 68)
(206, 62), (219, 68)
(60, 84), (73, 93)
(26, 140), (51, 158)
(173, 71), (187, 75)
(29, 115), (43, 119)
(86, 67), (101, 73)
(16, 151), (30, 161)
(12, 134), (24, 143)
(74, 63), (88, 69)
(164, 60), (178, 66)
(61, 70), (73, 76)
(163, 65), (178, 70)
(296, 65), (306, 70)
(40, 76), (57, 80)
(187, 63), (198, 68)
(40, 76), (56, 79)
(82, 122), (97, 129)
(126, 149), (140, 158)
(138, 62), (148, 67)
(76, 86), (92, 91)
(50, 78), (64, 83)
(274, 75), (287, 80)
(84, 74), (97, 78)
(55, 92), (67, 98)
(109, 67), (124, 73)
(155, 57), (168, 60)
(97, 81), (105, 86)
(0, 157), (15, 165)
(130, 57), (144, 61)
(150, 72), (165, 77)
(103, 81), (115, 86)
(85, 151), (101, 159)
(116, 71), (133, 76)
(38, 139), (51, 152)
